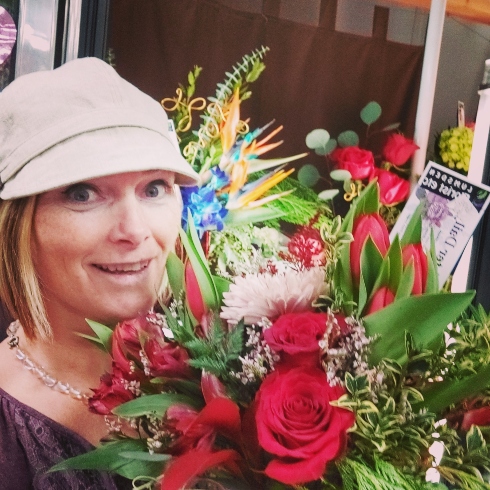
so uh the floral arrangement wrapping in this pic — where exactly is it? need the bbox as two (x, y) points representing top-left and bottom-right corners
(51, 49), (490, 490)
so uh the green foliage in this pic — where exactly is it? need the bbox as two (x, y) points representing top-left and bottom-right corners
(49, 439), (165, 480)
(336, 457), (438, 490)
(438, 424), (490, 489)
(262, 175), (333, 227)
(297, 164), (321, 187)
(183, 316), (244, 380)
(360, 102), (382, 126)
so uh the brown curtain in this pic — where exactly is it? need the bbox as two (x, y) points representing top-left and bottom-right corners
(108, 0), (423, 186)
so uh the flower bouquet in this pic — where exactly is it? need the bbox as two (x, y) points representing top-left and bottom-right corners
(305, 103), (418, 226)
(51, 177), (490, 490)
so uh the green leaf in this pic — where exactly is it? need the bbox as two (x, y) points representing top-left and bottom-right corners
(297, 164), (320, 187)
(84, 319), (113, 353)
(363, 291), (475, 366)
(318, 189), (339, 200)
(166, 252), (184, 299)
(180, 215), (219, 311)
(396, 264), (415, 300)
(119, 451), (172, 462)
(331, 169), (352, 182)
(112, 393), (198, 417)
(338, 130), (360, 148)
(386, 236), (403, 293)
(305, 128), (330, 151)
(317, 138), (337, 156)
(399, 202), (424, 247)
(224, 207), (286, 226)
(467, 425), (486, 452)
(213, 274), (231, 305)
(359, 237), (385, 313)
(360, 101), (382, 125)
(382, 122), (401, 132)
(425, 230), (440, 294)
(422, 363), (490, 413)
(49, 439), (164, 479)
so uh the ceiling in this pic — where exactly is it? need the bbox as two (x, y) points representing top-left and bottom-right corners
(387, 0), (490, 25)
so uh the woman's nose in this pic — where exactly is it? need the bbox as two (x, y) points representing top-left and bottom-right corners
(108, 197), (151, 245)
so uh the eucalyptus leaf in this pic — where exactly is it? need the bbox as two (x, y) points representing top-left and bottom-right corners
(318, 189), (339, 200)
(338, 130), (360, 148)
(316, 138), (337, 156)
(360, 101), (382, 125)
(305, 128), (330, 151)
(363, 291), (475, 366)
(297, 164), (320, 187)
(331, 169), (352, 182)
(113, 393), (199, 417)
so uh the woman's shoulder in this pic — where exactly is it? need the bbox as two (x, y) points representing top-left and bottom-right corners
(0, 387), (129, 489)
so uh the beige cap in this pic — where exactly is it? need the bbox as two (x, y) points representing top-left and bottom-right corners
(0, 57), (200, 200)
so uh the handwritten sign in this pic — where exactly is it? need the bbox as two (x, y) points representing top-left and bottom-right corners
(390, 161), (490, 288)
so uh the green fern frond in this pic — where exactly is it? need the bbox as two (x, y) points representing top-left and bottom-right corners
(263, 176), (333, 226)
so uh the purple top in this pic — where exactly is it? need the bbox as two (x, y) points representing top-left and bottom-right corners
(0, 387), (131, 489)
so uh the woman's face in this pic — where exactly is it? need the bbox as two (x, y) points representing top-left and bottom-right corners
(32, 170), (181, 330)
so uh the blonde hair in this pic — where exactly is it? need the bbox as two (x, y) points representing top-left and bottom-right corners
(0, 196), (51, 340)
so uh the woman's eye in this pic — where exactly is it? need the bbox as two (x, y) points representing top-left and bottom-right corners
(144, 180), (172, 199)
(63, 184), (96, 203)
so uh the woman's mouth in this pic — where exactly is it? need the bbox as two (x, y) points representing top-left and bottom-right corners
(93, 260), (151, 273)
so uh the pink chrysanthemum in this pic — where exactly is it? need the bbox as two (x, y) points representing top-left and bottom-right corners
(220, 266), (328, 325)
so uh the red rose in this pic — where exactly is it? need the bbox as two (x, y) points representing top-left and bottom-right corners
(370, 168), (410, 205)
(255, 366), (354, 485)
(351, 213), (390, 285)
(462, 406), (490, 431)
(365, 286), (395, 315)
(330, 146), (375, 180)
(382, 133), (419, 166)
(143, 338), (191, 378)
(402, 243), (428, 295)
(264, 312), (327, 367)
(88, 366), (136, 415)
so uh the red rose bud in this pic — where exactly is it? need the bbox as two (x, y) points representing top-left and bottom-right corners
(370, 168), (410, 205)
(264, 312), (327, 368)
(382, 133), (419, 166)
(255, 366), (354, 485)
(185, 260), (206, 322)
(88, 367), (136, 415)
(402, 243), (428, 295)
(351, 213), (390, 285)
(365, 286), (395, 315)
(461, 406), (490, 431)
(143, 338), (191, 379)
(330, 146), (375, 180)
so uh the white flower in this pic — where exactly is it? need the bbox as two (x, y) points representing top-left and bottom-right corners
(220, 266), (328, 324)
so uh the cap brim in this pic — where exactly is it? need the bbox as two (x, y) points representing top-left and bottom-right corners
(0, 127), (200, 199)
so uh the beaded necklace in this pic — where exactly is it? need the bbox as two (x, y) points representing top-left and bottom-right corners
(6, 320), (90, 403)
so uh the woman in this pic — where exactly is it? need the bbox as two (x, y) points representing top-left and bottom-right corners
(0, 57), (199, 489)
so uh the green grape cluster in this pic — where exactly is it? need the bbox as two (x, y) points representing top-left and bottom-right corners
(438, 126), (474, 173)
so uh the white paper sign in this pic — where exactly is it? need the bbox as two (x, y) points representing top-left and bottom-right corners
(390, 161), (490, 288)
